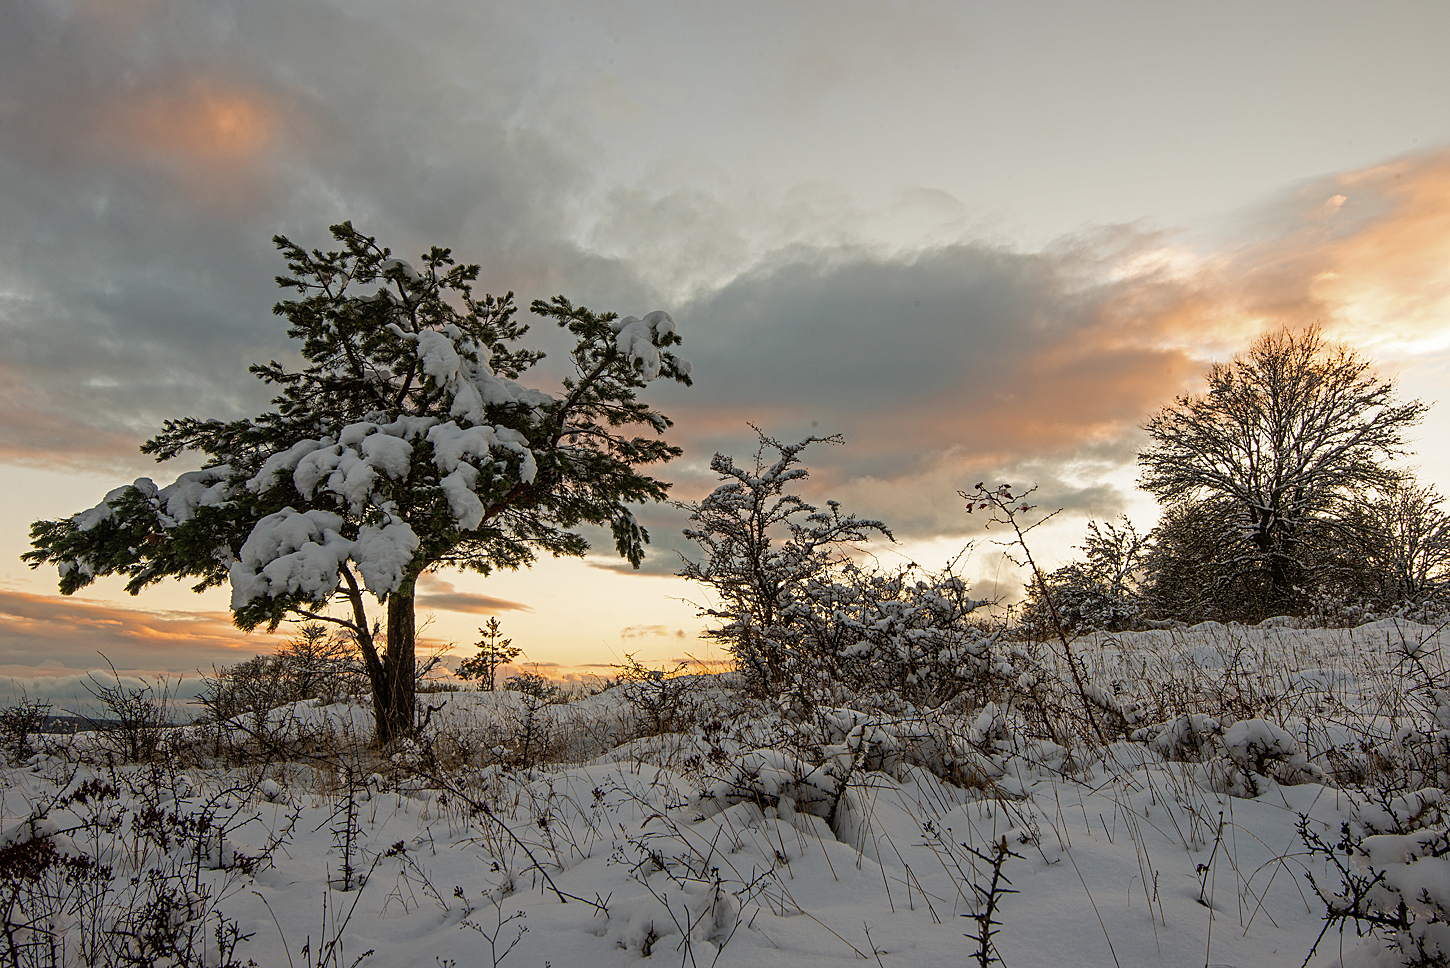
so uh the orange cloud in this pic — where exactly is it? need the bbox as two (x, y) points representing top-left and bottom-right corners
(1293, 153), (1450, 352)
(956, 150), (1450, 464)
(1162, 148), (1450, 359)
(6, 69), (291, 213)
(0, 587), (283, 672)
(96, 81), (279, 166)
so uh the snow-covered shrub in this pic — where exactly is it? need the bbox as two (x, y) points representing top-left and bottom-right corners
(1209, 717), (1321, 794)
(589, 874), (738, 957)
(0, 765), (287, 967)
(1301, 789), (1450, 968)
(1222, 718), (1306, 774)
(678, 430), (891, 696)
(1019, 517), (1146, 637)
(503, 672), (558, 702)
(198, 623), (367, 742)
(614, 656), (708, 738)
(1132, 712), (1222, 762)
(498, 674), (564, 767)
(1131, 712), (1321, 797)
(700, 747), (845, 826)
(798, 561), (1003, 709)
(679, 432), (1012, 708)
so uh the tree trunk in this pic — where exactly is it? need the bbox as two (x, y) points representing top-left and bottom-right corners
(1254, 518), (1297, 618)
(372, 577), (417, 747)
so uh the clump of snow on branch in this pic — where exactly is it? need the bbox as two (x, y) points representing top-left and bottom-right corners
(222, 409), (546, 601)
(352, 514), (422, 596)
(400, 327), (555, 425)
(612, 311), (688, 381)
(73, 468), (233, 533)
(229, 508), (352, 607)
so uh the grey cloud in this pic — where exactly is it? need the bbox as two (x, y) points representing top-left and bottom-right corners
(414, 574), (531, 617)
(0, 0), (651, 473)
(639, 237), (1194, 543)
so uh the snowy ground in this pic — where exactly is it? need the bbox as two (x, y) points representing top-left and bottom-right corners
(5, 619), (1450, 968)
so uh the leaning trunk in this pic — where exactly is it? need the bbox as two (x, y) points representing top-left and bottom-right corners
(371, 577), (417, 747)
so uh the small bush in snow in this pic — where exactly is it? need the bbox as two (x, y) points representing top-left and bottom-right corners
(679, 431), (1008, 709)
(614, 655), (706, 738)
(0, 696), (53, 765)
(677, 429), (891, 696)
(79, 664), (178, 765)
(1301, 788), (1450, 968)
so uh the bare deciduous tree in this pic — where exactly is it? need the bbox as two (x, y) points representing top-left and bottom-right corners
(1138, 327), (1426, 613)
(1337, 479), (1450, 605)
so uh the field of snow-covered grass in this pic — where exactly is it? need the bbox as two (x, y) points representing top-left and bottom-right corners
(6, 619), (1450, 968)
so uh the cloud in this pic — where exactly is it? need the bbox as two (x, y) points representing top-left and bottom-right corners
(414, 575), (531, 617)
(1197, 148), (1450, 358)
(0, 0), (635, 474)
(614, 147), (1450, 552)
(619, 624), (688, 640)
(0, 587), (283, 673)
(628, 235), (1202, 542)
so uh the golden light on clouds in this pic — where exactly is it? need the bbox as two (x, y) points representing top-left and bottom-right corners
(0, 587), (283, 673)
(1026, 146), (1450, 417)
(98, 82), (279, 166)
(1310, 154), (1450, 354)
(837, 148), (1450, 486)
(1143, 148), (1450, 361)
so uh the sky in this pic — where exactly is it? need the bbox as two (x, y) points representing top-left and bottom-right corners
(3, 0), (1450, 701)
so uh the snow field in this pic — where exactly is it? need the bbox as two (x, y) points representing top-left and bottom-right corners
(5, 619), (1450, 967)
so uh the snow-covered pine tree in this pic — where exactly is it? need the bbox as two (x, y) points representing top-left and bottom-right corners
(25, 223), (691, 746)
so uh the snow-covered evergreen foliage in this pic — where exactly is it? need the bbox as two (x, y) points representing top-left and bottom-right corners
(25, 223), (691, 745)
